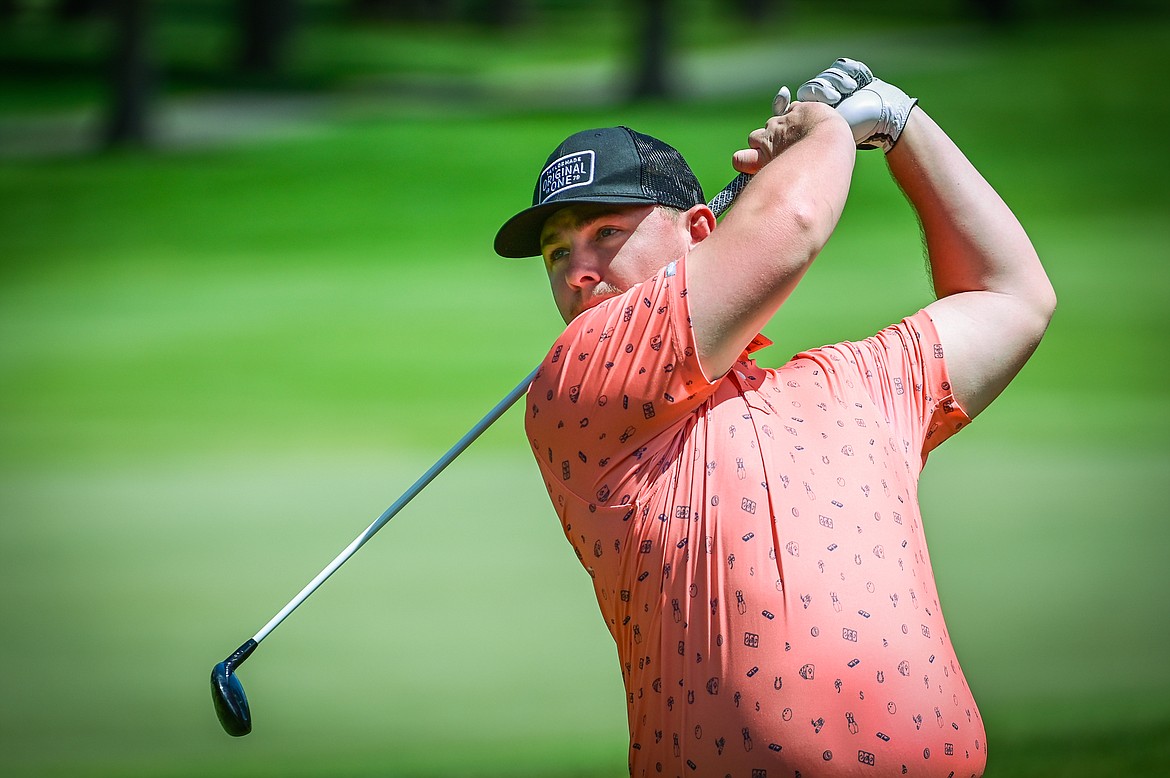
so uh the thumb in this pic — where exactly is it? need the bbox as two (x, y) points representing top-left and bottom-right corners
(733, 86), (792, 174)
(732, 148), (764, 175)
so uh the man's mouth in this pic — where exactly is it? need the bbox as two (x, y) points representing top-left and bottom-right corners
(576, 285), (623, 317)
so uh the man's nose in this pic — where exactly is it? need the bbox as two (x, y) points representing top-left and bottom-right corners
(565, 248), (602, 289)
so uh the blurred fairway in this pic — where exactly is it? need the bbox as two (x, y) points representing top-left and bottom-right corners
(2, 9), (1170, 777)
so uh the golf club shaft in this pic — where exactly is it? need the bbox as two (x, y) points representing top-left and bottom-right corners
(211, 112), (772, 743)
(709, 172), (750, 218)
(251, 366), (539, 645)
(708, 83), (791, 218)
(247, 171), (754, 648)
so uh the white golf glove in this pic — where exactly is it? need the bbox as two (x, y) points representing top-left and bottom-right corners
(796, 58), (917, 152)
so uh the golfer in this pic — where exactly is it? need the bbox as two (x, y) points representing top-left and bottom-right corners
(495, 59), (1055, 777)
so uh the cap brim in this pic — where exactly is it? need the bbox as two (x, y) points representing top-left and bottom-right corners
(493, 194), (659, 259)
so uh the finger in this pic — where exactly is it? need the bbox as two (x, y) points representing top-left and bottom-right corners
(731, 148), (764, 175)
(832, 57), (873, 87)
(797, 58), (871, 105)
(732, 120), (776, 173)
(796, 76), (843, 105)
(771, 85), (791, 116)
(732, 85), (793, 175)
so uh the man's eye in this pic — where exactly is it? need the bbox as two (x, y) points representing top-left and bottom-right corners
(547, 247), (569, 262)
(598, 227), (619, 239)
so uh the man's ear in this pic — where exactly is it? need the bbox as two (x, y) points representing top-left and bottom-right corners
(685, 204), (716, 247)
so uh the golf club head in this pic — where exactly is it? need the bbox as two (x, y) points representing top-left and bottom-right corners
(211, 661), (251, 736)
(211, 639), (257, 736)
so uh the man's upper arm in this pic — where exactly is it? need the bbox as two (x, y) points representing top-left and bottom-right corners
(684, 103), (857, 381)
(887, 110), (1056, 421)
(925, 290), (1053, 420)
(525, 262), (717, 506)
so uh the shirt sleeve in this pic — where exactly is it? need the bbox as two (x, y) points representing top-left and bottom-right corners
(836, 309), (971, 463)
(524, 258), (717, 507)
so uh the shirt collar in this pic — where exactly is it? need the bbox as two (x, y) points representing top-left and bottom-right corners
(744, 333), (773, 355)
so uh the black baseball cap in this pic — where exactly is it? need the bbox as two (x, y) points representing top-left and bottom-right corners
(494, 126), (705, 258)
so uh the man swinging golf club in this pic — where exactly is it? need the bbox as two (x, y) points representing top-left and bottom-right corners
(494, 58), (1055, 776)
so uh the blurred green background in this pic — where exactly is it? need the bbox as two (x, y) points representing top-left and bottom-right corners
(2, 1), (1169, 775)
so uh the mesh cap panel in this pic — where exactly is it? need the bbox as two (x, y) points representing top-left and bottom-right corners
(630, 130), (705, 211)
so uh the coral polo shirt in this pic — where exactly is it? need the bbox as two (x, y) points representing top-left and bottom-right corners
(525, 257), (986, 777)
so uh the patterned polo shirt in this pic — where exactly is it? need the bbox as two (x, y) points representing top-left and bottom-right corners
(525, 256), (986, 777)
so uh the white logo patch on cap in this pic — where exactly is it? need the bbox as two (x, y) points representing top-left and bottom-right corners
(539, 150), (595, 203)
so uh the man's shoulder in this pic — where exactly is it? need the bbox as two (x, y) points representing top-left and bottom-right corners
(524, 259), (717, 463)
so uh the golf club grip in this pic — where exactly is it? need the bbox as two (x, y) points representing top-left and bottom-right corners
(708, 172), (751, 218)
(707, 83), (792, 218)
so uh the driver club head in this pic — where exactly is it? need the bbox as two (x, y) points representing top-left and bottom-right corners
(211, 639), (257, 736)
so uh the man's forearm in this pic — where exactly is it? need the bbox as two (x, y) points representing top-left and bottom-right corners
(888, 107), (1056, 417)
(687, 102), (856, 380)
(794, 57), (1056, 418)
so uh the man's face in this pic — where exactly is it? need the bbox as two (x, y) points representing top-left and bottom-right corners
(539, 203), (690, 324)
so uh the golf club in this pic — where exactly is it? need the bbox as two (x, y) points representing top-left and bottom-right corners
(210, 94), (783, 735)
(211, 366), (536, 736)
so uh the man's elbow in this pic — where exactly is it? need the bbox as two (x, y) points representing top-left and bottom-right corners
(786, 194), (845, 259)
(1022, 260), (1058, 342)
(1037, 281), (1058, 326)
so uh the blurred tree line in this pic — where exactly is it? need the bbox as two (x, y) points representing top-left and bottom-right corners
(0, 0), (1163, 149)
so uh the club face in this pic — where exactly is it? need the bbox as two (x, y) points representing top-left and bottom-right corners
(211, 661), (252, 736)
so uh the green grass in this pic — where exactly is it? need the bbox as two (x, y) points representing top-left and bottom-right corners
(2, 12), (1170, 777)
